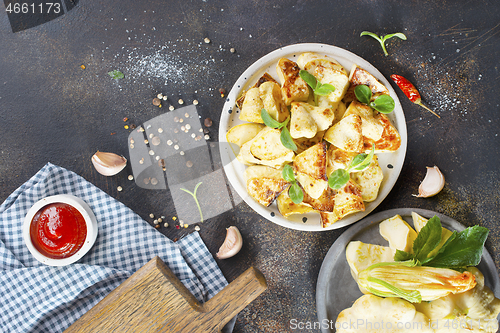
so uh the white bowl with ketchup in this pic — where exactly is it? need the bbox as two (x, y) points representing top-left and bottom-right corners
(23, 194), (98, 266)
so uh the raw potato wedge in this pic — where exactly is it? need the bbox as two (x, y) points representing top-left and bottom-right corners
(323, 114), (364, 153)
(239, 87), (265, 123)
(276, 58), (309, 105)
(226, 123), (266, 147)
(245, 165), (289, 207)
(379, 215), (418, 254)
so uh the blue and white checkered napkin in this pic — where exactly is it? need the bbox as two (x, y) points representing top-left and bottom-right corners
(0, 163), (228, 333)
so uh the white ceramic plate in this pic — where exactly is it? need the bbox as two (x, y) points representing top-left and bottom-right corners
(316, 208), (500, 332)
(219, 43), (407, 231)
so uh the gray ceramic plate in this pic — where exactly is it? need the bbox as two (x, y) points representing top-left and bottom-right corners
(316, 208), (500, 332)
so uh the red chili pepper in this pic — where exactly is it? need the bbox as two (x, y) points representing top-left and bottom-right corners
(390, 74), (440, 118)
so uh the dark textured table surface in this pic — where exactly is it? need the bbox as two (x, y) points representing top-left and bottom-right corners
(1, 1), (499, 332)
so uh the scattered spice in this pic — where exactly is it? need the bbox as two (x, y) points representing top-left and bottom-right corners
(230, 48), (235, 53)
(162, 95), (168, 101)
(80, 64), (86, 69)
(155, 224), (160, 229)
(157, 93), (163, 99)
(204, 118), (213, 127)
(204, 37), (211, 44)
(128, 175), (134, 180)
(193, 100), (199, 105)
(117, 186), (123, 191)
(172, 216), (177, 221)
(153, 219), (159, 225)
(124, 125), (129, 129)
(186, 161), (193, 168)
(184, 224), (188, 228)
(152, 136), (161, 145)
(164, 222), (169, 228)
(178, 99), (184, 105)
(152, 98), (161, 106)
(149, 213), (155, 218)
(151, 178), (158, 185)
(219, 88), (226, 98)
(195, 225), (200, 231)
(176, 225), (180, 229)
(169, 105), (175, 111)
(123, 117), (129, 122)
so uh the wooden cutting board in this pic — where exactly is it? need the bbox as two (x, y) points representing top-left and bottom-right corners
(64, 256), (267, 333)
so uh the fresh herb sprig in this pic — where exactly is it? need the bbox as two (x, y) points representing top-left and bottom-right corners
(328, 146), (375, 190)
(108, 70), (124, 79)
(360, 31), (407, 56)
(394, 216), (489, 269)
(282, 164), (304, 204)
(260, 109), (297, 151)
(299, 70), (336, 106)
(354, 85), (395, 114)
(180, 182), (204, 223)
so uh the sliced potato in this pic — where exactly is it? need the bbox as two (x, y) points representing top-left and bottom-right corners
(237, 127), (294, 168)
(276, 187), (316, 217)
(245, 165), (289, 207)
(327, 146), (356, 174)
(293, 141), (327, 180)
(351, 155), (383, 202)
(292, 102), (335, 132)
(295, 172), (327, 199)
(226, 123), (265, 147)
(349, 64), (390, 96)
(346, 240), (393, 282)
(333, 101), (347, 125)
(239, 87), (264, 123)
(259, 81), (289, 123)
(362, 113), (401, 153)
(289, 102), (317, 139)
(343, 100), (384, 142)
(276, 58), (309, 105)
(293, 130), (325, 154)
(324, 114), (364, 153)
(379, 215), (418, 254)
(321, 180), (365, 227)
(303, 186), (335, 212)
(236, 72), (278, 109)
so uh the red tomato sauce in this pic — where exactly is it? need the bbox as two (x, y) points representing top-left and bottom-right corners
(30, 202), (87, 259)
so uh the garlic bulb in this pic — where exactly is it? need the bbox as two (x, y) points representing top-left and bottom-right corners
(417, 166), (445, 198)
(216, 226), (243, 259)
(91, 151), (127, 176)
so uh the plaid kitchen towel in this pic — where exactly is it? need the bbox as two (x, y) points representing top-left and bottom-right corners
(0, 163), (228, 332)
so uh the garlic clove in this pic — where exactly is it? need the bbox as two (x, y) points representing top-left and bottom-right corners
(417, 166), (445, 198)
(91, 151), (127, 176)
(216, 226), (243, 259)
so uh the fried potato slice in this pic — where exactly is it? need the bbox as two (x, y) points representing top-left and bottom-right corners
(293, 141), (328, 180)
(245, 165), (290, 207)
(295, 172), (328, 200)
(237, 127), (295, 168)
(276, 58), (309, 105)
(293, 130), (325, 154)
(276, 187), (316, 217)
(226, 123), (266, 147)
(320, 180), (365, 228)
(236, 72), (278, 109)
(327, 146), (357, 173)
(303, 185), (335, 212)
(351, 155), (383, 202)
(259, 81), (289, 123)
(362, 114), (401, 153)
(349, 64), (390, 95)
(324, 114), (364, 153)
(343, 100), (384, 142)
(239, 87), (264, 123)
(291, 102), (335, 132)
(289, 102), (317, 139)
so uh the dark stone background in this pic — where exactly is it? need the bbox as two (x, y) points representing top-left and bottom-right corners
(0, 0), (499, 332)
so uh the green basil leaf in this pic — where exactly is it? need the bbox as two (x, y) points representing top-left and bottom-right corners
(425, 226), (489, 268)
(328, 169), (350, 190)
(288, 183), (304, 204)
(394, 250), (415, 262)
(280, 126), (297, 151)
(422, 231), (457, 265)
(108, 70), (124, 79)
(412, 216), (443, 262)
(354, 85), (372, 104)
(349, 146), (375, 172)
(370, 94), (395, 113)
(314, 83), (335, 96)
(260, 108), (281, 128)
(299, 70), (318, 90)
(282, 164), (295, 183)
(383, 33), (407, 41)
